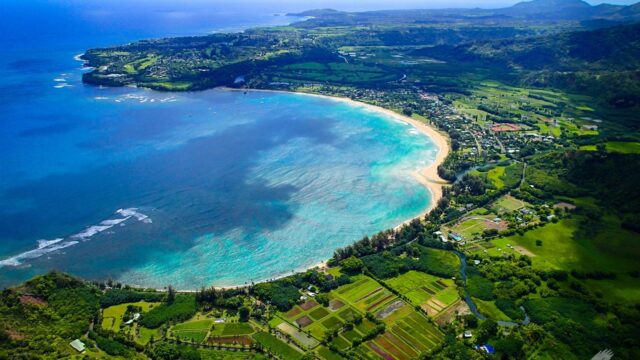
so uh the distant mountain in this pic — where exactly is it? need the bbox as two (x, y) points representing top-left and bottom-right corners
(413, 22), (640, 108)
(289, 1), (640, 25)
(496, 0), (628, 20)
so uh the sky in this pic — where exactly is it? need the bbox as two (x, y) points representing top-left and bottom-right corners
(6, 0), (638, 12)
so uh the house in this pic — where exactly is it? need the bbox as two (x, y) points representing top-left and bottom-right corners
(70, 339), (86, 353)
(449, 233), (463, 242)
(476, 344), (496, 354)
(463, 331), (473, 338)
(473, 260), (481, 265)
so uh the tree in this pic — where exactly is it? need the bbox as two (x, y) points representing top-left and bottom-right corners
(476, 319), (498, 343)
(463, 314), (478, 328)
(239, 306), (250, 322)
(341, 256), (364, 274)
(166, 285), (176, 304)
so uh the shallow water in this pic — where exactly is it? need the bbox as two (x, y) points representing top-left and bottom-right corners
(0, 2), (437, 288)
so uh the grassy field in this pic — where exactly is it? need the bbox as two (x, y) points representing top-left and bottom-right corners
(489, 215), (640, 278)
(580, 141), (640, 154)
(171, 319), (212, 343)
(472, 298), (511, 321)
(386, 271), (459, 317)
(208, 322), (254, 336)
(253, 332), (302, 360)
(317, 346), (345, 360)
(101, 301), (158, 332)
(492, 195), (526, 213)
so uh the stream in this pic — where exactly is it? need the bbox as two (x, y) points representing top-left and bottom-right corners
(455, 251), (530, 327)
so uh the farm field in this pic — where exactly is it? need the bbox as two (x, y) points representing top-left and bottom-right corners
(385, 271), (459, 317)
(270, 274), (446, 359)
(253, 332), (303, 360)
(206, 321), (256, 347)
(170, 319), (212, 344)
(492, 194), (526, 213)
(360, 311), (444, 360)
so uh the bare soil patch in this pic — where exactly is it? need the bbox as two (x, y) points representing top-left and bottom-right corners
(207, 335), (253, 346)
(295, 315), (313, 328)
(329, 299), (345, 311)
(300, 300), (319, 311)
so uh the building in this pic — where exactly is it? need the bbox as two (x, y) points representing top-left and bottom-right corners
(449, 233), (463, 242)
(70, 339), (86, 353)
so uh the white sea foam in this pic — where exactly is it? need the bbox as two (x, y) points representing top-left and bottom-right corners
(37, 238), (64, 249)
(95, 96), (109, 100)
(71, 224), (113, 240)
(0, 208), (152, 267)
(0, 239), (79, 268)
(116, 208), (152, 223)
(53, 78), (66, 82)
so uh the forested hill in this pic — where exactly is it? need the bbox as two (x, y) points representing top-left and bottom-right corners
(414, 22), (640, 109)
(290, 0), (640, 25)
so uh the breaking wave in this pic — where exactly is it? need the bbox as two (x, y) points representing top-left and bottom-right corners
(0, 208), (151, 268)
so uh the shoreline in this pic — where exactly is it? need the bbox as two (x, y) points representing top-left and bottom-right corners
(196, 87), (451, 291)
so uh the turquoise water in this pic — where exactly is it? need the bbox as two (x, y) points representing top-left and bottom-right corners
(0, 2), (437, 289)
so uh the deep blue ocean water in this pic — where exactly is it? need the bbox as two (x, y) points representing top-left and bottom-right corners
(0, 1), (437, 289)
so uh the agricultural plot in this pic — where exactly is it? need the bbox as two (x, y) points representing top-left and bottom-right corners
(447, 214), (506, 240)
(333, 276), (398, 314)
(277, 291), (360, 341)
(277, 322), (319, 349)
(253, 332), (303, 360)
(386, 271), (459, 317)
(492, 194), (526, 213)
(206, 322), (256, 346)
(360, 311), (444, 360)
(317, 346), (345, 360)
(171, 319), (212, 344)
(275, 62), (397, 85)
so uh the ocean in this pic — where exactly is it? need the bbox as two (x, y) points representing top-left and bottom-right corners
(0, 1), (437, 289)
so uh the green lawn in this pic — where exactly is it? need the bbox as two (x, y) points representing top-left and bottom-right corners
(101, 301), (158, 332)
(581, 141), (640, 154)
(493, 216), (640, 273)
(317, 346), (345, 360)
(171, 319), (212, 344)
(253, 332), (302, 360)
(472, 298), (511, 321)
(492, 195), (526, 213)
(210, 322), (254, 336)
